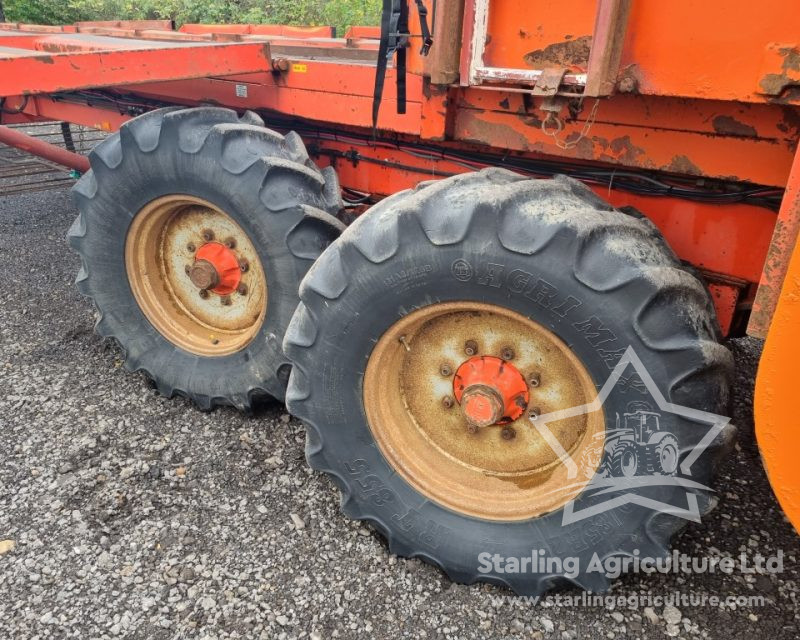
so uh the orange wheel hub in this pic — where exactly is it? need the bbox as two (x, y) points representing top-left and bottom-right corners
(192, 241), (242, 295)
(125, 195), (267, 357)
(453, 356), (529, 426)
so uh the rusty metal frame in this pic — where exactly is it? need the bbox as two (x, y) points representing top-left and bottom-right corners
(584, 0), (633, 97)
(460, 0), (587, 90)
(748, 144), (800, 337)
(459, 0), (635, 94)
(0, 15), (798, 337)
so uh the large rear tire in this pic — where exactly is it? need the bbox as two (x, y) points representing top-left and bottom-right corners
(284, 169), (734, 595)
(68, 107), (344, 410)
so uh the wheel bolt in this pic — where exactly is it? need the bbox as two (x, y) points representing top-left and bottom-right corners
(442, 395), (454, 409)
(529, 406), (541, 420)
(528, 373), (540, 387)
(501, 426), (516, 440)
(466, 423), (479, 434)
(202, 229), (215, 242)
(239, 258), (249, 273)
(464, 339), (478, 356)
(500, 346), (515, 361)
(187, 243), (196, 252)
(184, 265), (191, 275)
(199, 289), (209, 299)
(440, 364), (452, 377)
(221, 296), (232, 306)
(237, 283), (248, 296)
(225, 237), (237, 249)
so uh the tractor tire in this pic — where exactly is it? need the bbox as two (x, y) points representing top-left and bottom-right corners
(283, 169), (734, 595)
(609, 441), (640, 478)
(647, 433), (681, 475)
(68, 107), (344, 411)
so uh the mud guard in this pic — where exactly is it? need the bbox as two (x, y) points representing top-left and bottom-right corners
(755, 233), (800, 534)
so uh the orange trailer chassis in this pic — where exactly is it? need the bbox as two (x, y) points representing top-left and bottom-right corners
(1, 3), (799, 528)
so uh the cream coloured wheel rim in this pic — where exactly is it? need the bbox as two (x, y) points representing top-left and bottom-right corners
(125, 195), (267, 357)
(363, 302), (605, 520)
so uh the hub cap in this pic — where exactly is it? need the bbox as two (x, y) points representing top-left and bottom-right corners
(454, 356), (529, 428)
(363, 302), (605, 520)
(190, 242), (242, 294)
(125, 195), (267, 357)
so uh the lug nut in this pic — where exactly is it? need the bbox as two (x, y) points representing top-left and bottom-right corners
(442, 396), (454, 409)
(184, 265), (191, 275)
(529, 406), (541, 420)
(440, 364), (453, 377)
(202, 229), (215, 242)
(187, 242), (196, 252)
(225, 237), (237, 249)
(500, 346), (515, 361)
(199, 289), (209, 299)
(221, 295), (232, 306)
(528, 373), (540, 387)
(501, 426), (516, 440)
(239, 258), (249, 273)
(464, 339), (478, 356)
(466, 423), (479, 434)
(237, 283), (248, 296)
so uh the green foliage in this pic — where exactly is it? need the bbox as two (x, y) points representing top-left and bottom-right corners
(3, 0), (382, 36)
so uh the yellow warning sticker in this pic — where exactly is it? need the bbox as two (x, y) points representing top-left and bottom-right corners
(291, 63), (308, 73)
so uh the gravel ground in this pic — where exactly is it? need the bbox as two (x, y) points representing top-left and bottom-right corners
(0, 186), (798, 640)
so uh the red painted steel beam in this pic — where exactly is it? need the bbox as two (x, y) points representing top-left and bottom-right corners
(0, 40), (272, 96)
(0, 124), (90, 171)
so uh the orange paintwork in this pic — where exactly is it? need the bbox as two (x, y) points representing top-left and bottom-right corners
(310, 139), (775, 283)
(0, 36), (273, 96)
(478, 0), (800, 103)
(750, 148), (800, 336)
(755, 171), (800, 532)
(453, 356), (529, 424)
(2, 8), (800, 533)
(194, 242), (242, 296)
(1, 18), (789, 336)
(343, 26), (381, 40)
(179, 23), (334, 38)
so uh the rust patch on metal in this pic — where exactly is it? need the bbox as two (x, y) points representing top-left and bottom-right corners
(523, 35), (592, 70)
(459, 115), (532, 152)
(616, 64), (640, 94)
(609, 135), (646, 163)
(778, 106), (800, 136)
(712, 115), (758, 138)
(666, 154), (703, 176)
(760, 46), (800, 96)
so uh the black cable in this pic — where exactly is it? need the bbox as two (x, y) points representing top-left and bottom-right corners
(42, 90), (785, 210)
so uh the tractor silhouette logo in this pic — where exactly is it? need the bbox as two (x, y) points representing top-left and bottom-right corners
(530, 346), (731, 526)
(580, 404), (679, 480)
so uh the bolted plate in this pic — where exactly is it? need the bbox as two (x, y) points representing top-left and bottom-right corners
(363, 302), (605, 520)
(125, 195), (267, 357)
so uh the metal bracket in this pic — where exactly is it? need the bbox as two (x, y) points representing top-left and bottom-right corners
(531, 67), (568, 97)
